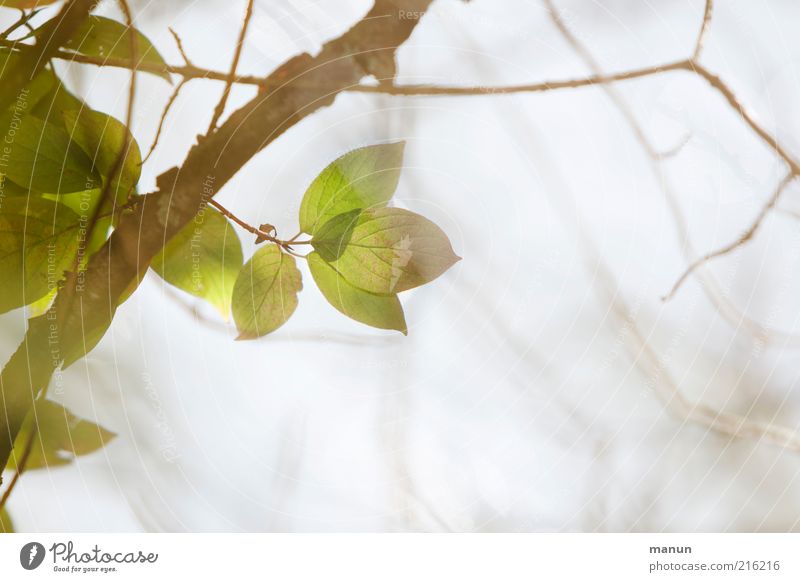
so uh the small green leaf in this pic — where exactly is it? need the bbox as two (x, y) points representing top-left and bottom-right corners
(61, 16), (171, 81)
(152, 207), (243, 318)
(0, 111), (100, 193)
(0, 197), (83, 314)
(327, 207), (460, 294)
(308, 252), (407, 334)
(232, 245), (302, 339)
(299, 142), (405, 234)
(0, 507), (13, 534)
(311, 208), (361, 261)
(8, 399), (116, 471)
(62, 109), (142, 200)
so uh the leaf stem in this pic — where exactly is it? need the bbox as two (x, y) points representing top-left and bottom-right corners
(207, 199), (301, 251)
(0, 425), (35, 513)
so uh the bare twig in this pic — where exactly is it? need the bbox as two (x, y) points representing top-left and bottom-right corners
(142, 78), (188, 164)
(207, 0), (255, 133)
(168, 27), (193, 66)
(664, 173), (795, 300)
(693, 0), (714, 60)
(544, 0), (800, 455)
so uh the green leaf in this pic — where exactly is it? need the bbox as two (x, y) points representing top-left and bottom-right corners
(0, 507), (12, 534)
(152, 207), (243, 318)
(299, 142), (405, 234)
(325, 207), (460, 294)
(1, 1), (60, 8)
(308, 252), (407, 334)
(29, 70), (86, 121)
(0, 111), (100, 193)
(61, 16), (171, 82)
(8, 399), (115, 471)
(62, 109), (142, 200)
(310, 208), (360, 261)
(232, 245), (302, 339)
(0, 197), (83, 314)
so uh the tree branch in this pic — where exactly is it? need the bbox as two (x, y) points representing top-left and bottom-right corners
(0, 0), (436, 476)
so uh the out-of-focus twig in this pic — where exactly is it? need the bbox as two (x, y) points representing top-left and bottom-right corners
(664, 173), (796, 301)
(207, 0), (255, 133)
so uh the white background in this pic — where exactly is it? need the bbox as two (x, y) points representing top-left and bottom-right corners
(3, 0), (800, 532)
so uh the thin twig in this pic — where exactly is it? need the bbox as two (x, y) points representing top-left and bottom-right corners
(0, 8), (41, 41)
(168, 27), (193, 66)
(693, 0), (714, 60)
(207, 199), (303, 251)
(664, 173), (796, 301)
(207, 0), (255, 133)
(142, 78), (187, 164)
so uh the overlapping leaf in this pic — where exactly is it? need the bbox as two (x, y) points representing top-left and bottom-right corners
(152, 207), (243, 318)
(308, 252), (407, 334)
(299, 142), (405, 234)
(0, 111), (100, 194)
(232, 245), (302, 339)
(63, 108), (141, 199)
(313, 207), (460, 295)
(0, 198), (83, 314)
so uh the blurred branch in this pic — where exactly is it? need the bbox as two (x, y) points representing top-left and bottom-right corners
(544, 0), (800, 453)
(206, 0), (254, 133)
(664, 173), (796, 301)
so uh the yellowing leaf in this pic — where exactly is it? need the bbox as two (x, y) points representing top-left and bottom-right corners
(324, 207), (460, 294)
(61, 16), (171, 81)
(62, 109), (141, 201)
(232, 245), (302, 339)
(0, 198), (82, 314)
(0, 111), (100, 194)
(299, 142), (405, 234)
(308, 252), (406, 334)
(152, 207), (243, 318)
(8, 400), (116, 471)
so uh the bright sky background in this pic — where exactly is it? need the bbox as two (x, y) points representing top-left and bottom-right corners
(3, 0), (800, 532)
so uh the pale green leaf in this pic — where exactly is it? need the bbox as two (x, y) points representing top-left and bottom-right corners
(0, 111), (100, 193)
(0, 197), (82, 314)
(8, 399), (115, 471)
(308, 252), (406, 334)
(58, 16), (170, 81)
(152, 207), (243, 318)
(325, 207), (460, 294)
(299, 142), (405, 234)
(232, 245), (302, 339)
(62, 108), (141, 200)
